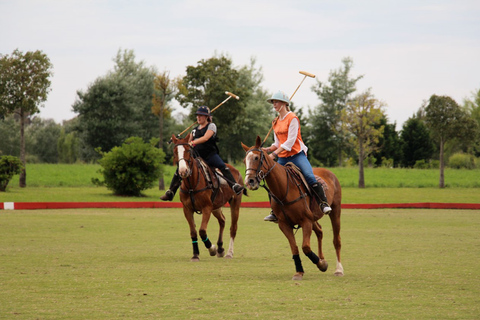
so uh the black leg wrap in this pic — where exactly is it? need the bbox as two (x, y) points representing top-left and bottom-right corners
(306, 250), (320, 265)
(217, 241), (224, 254)
(201, 235), (212, 248)
(293, 254), (304, 273)
(192, 237), (199, 256)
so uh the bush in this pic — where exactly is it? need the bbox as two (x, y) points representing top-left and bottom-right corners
(448, 153), (476, 169)
(381, 157), (394, 168)
(0, 155), (24, 191)
(92, 137), (165, 196)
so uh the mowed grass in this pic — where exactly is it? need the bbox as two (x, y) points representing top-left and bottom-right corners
(0, 208), (479, 319)
(2, 164), (480, 204)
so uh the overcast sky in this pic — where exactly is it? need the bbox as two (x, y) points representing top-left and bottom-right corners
(2, 0), (479, 130)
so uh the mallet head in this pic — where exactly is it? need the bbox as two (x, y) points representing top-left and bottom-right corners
(226, 91), (240, 100)
(299, 70), (316, 78)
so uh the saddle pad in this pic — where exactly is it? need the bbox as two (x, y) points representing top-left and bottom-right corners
(197, 158), (227, 189)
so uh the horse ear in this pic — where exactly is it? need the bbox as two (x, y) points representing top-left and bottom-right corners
(172, 134), (178, 143)
(241, 142), (250, 152)
(255, 136), (262, 148)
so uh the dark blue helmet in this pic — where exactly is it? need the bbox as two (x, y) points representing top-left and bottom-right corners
(196, 106), (211, 116)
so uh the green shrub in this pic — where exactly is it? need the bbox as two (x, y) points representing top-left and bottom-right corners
(430, 160), (440, 169)
(414, 159), (428, 169)
(92, 137), (165, 196)
(0, 155), (24, 191)
(381, 157), (394, 168)
(448, 153), (476, 169)
(413, 159), (439, 169)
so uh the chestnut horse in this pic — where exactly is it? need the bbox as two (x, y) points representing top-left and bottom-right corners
(242, 136), (344, 280)
(171, 134), (244, 261)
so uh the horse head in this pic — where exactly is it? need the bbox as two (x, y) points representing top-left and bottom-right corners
(171, 133), (193, 179)
(241, 136), (274, 190)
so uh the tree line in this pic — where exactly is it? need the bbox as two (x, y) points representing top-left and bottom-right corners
(1, 49), (479, 188)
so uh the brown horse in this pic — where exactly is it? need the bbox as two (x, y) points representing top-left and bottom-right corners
(242, 136), (344, 280)
(171, 134), (244, 261)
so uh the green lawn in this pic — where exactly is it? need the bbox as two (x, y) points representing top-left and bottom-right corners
(1, 208), (478, 319)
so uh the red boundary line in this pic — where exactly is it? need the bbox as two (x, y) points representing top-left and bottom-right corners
(1, 202), (480, 210)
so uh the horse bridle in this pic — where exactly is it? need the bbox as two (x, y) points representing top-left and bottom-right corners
(174, 143), (194, 178)
(245, 148), (277, 184)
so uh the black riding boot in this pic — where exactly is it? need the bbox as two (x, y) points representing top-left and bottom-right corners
(311, 183), (332, 215)
(160, 171), (182, 201)
(220, 167), (243, 195)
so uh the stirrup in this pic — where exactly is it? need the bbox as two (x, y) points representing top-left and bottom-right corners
(321, 202), (332, 215)
(160, 190), (174, 201)
(232, 183), (243, 195)
(264, 212), (278, 222)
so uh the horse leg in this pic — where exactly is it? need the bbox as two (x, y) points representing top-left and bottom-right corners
(183, 209), (200, 262)
(211, 208), (226, 258)
(312, 221), (328, 272)
(198, 207), (217, 257)
(225, 194), (241, 259)
(278, 221), (304, 280)
(329, 207), (344, 276)
(301, 220), (328, 273)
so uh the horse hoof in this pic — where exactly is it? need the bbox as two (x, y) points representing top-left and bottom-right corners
(334, 271), (344, 276)
(292, 272), (304, 281)
(191, 257), (200, 262)
(317, 259), (328, 272)
(217, 250), (225, 258)
(208, 245), (217, 256)
(224, 254), (233, 259)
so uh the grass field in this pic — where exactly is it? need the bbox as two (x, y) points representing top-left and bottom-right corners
(1, 208), (479, 319)
(2, 164), (480, 204)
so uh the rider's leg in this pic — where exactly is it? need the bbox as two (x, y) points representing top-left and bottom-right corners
(220, 166), (243, 195)
(208, 154), (243, 195)
(311, 183), (332, 214)
(160, 170), (182, 201)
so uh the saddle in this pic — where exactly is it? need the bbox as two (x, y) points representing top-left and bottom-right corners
(197, 158), (220, 189)
(284, 162), (328, 197)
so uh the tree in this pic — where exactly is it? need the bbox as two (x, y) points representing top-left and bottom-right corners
(424, 95), (479, 188)
(463, 88), (480, 156)
(400, 116), (434, 168)
(0, 115), (21, 157)
(73, 49), (157, 161)
(152, 70), (176, 189)
(234, 58), (273, 152)
(26, 117), (61, 163)
(372, 116), (402, 167)
(341, 90), (385, 188)
(308, 57), (363, 166)
(175, 54), (252, 162)
(0, 49), (53, 187)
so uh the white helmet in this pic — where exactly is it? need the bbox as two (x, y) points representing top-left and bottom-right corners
(267, 91), (290, 106)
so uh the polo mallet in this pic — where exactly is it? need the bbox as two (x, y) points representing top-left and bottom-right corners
(261, 71), (316, 146)
(172, 91), (240, 141)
